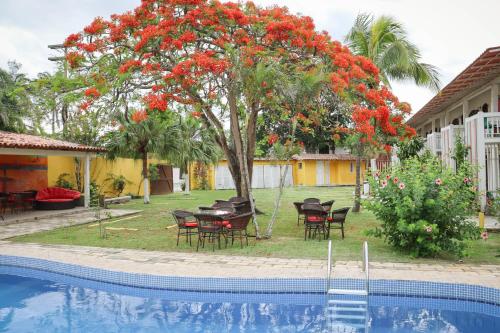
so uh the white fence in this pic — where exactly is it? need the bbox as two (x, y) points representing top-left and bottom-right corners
(214, 164), (293, 190)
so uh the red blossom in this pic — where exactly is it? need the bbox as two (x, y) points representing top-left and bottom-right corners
(119, 59), (142, 73)
(64, 33), (81, 47)
(144, 93), (168, 111)
(267, 133), (279, 145)
(84, 17), (107, 35)
(131, 110), (148, 123)
(84, 87), (100, 98)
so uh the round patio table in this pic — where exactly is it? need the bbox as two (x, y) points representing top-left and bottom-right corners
(197, 209), (233, 217)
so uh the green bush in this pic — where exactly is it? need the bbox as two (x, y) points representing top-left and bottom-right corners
(365, 155), (479, 258)
(55, 173), (74, 189)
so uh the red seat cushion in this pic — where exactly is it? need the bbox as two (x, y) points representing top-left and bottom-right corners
(327, 217), (333, 222)
(307, 216), (324, 222)
(214, 220), (231, 227)
(183, 222), (198, 228)
(225, 224), (232, 229)
(36, 187), (81, 201)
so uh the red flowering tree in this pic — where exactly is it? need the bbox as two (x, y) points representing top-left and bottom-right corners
(64, 0), (413, 223)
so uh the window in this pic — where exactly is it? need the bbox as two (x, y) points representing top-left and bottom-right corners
(350, 161), (354, 172)
(298, 162), (303, 170)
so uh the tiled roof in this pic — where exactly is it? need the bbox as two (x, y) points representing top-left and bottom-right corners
(292, 153), (357, 161)
(407, 46), (500, 127)
(0, 131), (106, 153)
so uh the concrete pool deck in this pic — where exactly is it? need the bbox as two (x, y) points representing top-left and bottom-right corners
(0, 241), (498, 289)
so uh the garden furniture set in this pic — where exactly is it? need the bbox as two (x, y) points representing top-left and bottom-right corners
(293, 198), (350, 241)
(172, 197), (253, 251)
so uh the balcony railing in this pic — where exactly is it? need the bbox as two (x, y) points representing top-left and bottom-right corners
(465, 112), (500, 144)
(426, 132), (442, 154)
(440, 124), (464, 169)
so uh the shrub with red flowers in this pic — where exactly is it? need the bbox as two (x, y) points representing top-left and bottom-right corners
(64, 0), (412, 207)
(366, 154), (480, 258)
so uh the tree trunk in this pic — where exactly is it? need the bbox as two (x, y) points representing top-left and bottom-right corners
(228, 85), (251, 199)
(353, 153), (361, 212)
(142, 152), (150, 204)
(265, 163), (289, 238)
(184, 162), (190, 195)
(74, 157), (82, 192)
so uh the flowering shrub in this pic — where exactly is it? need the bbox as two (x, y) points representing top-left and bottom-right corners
(365, 155), (479, 258)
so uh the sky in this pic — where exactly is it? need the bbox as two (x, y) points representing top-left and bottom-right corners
(1, 0), (499, 114)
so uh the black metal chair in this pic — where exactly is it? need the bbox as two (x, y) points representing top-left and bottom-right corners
(327, 207), (350, 239)
(233, 200), (251, 214)
(0, 193), (8, 220)
(194, 213), (227, 251)
(199, 201), (236, 213)
(293, 202), (305, 226)
(224, 212), (253, 248)
(304, 198), (321, 204)
(172, 210), (198, 246)
(302, 203), (328, 241)
(321, 200), (335, 216)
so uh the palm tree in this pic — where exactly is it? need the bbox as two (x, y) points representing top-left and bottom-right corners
(0, 63), (31, 132)
(167, 116), (220, 194)
(105, 112), (177, 204)
(345, 13), (441, 91)
(345, 13), (441, 212)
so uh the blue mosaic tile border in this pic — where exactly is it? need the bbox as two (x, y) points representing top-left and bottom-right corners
(0, 255), (498, 306)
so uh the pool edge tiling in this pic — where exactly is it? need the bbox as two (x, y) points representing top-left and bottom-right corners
(0, 255), (499, 306)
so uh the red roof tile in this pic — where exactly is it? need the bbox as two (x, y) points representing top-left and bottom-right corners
(407, 46), (500, 127)
(0, 131), (106, 153)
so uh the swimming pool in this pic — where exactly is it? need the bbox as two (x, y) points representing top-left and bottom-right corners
(0, 265), (498, 333)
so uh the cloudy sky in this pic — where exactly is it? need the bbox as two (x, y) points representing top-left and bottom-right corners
(1, 0), (499, 113)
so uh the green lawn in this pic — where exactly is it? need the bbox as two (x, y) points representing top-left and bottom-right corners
(12, 187), (500, 264)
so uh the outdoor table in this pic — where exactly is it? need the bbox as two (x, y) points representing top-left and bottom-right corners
(197, 209), (233, 217)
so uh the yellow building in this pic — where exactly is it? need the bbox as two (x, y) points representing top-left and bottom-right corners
(189, 154), (366, 190)
(47, 156), (177, 197)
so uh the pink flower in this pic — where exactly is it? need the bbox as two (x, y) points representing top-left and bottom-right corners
(435, 178), (442, 185)
(393, 177), (399, 184)
(463, 177), (470, 184)
(398, 182), (405, 190)
(481, 231), (488, 240)
(424, 225), (433, 233)
(374, 171), (380, 178)
(381, 180), (387, 188)
(386, 175), (391, 180)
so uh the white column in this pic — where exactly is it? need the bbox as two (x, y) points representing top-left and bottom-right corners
(463, 100), (470, 144)
(444, 110), (449, 127)
(462, 100), (468, 124)
(370, 159), (377, 173)
(491, 84), (499, 113)
(476, 113), (487, 210)
(84, 154), (91, 208)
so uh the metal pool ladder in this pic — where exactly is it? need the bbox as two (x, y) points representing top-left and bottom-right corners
(326, 240), (370, 332)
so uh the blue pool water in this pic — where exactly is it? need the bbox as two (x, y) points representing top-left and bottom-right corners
(0, 271), (498, 333)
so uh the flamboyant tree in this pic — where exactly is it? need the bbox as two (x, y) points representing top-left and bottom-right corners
(64, 0), (414, 205)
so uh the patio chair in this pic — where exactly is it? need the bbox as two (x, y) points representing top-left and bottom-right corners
(327, 207), (351, 239)
(172, 210), (198, 246)
(304, 198), (321, 204)
(9, 193), (32, 213)
(0, 193), (8, 220)
(194, 213), (227, 251)
(293, 202), (305, 226)
(233, 200), (251, 214)
(228, 196), (247, 204)
(224, 212), (253, 248)
(302, 203), (328, 241)
(321, 200), (335, 216)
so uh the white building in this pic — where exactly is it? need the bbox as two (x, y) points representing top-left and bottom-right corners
(407, 46), (500, 209)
